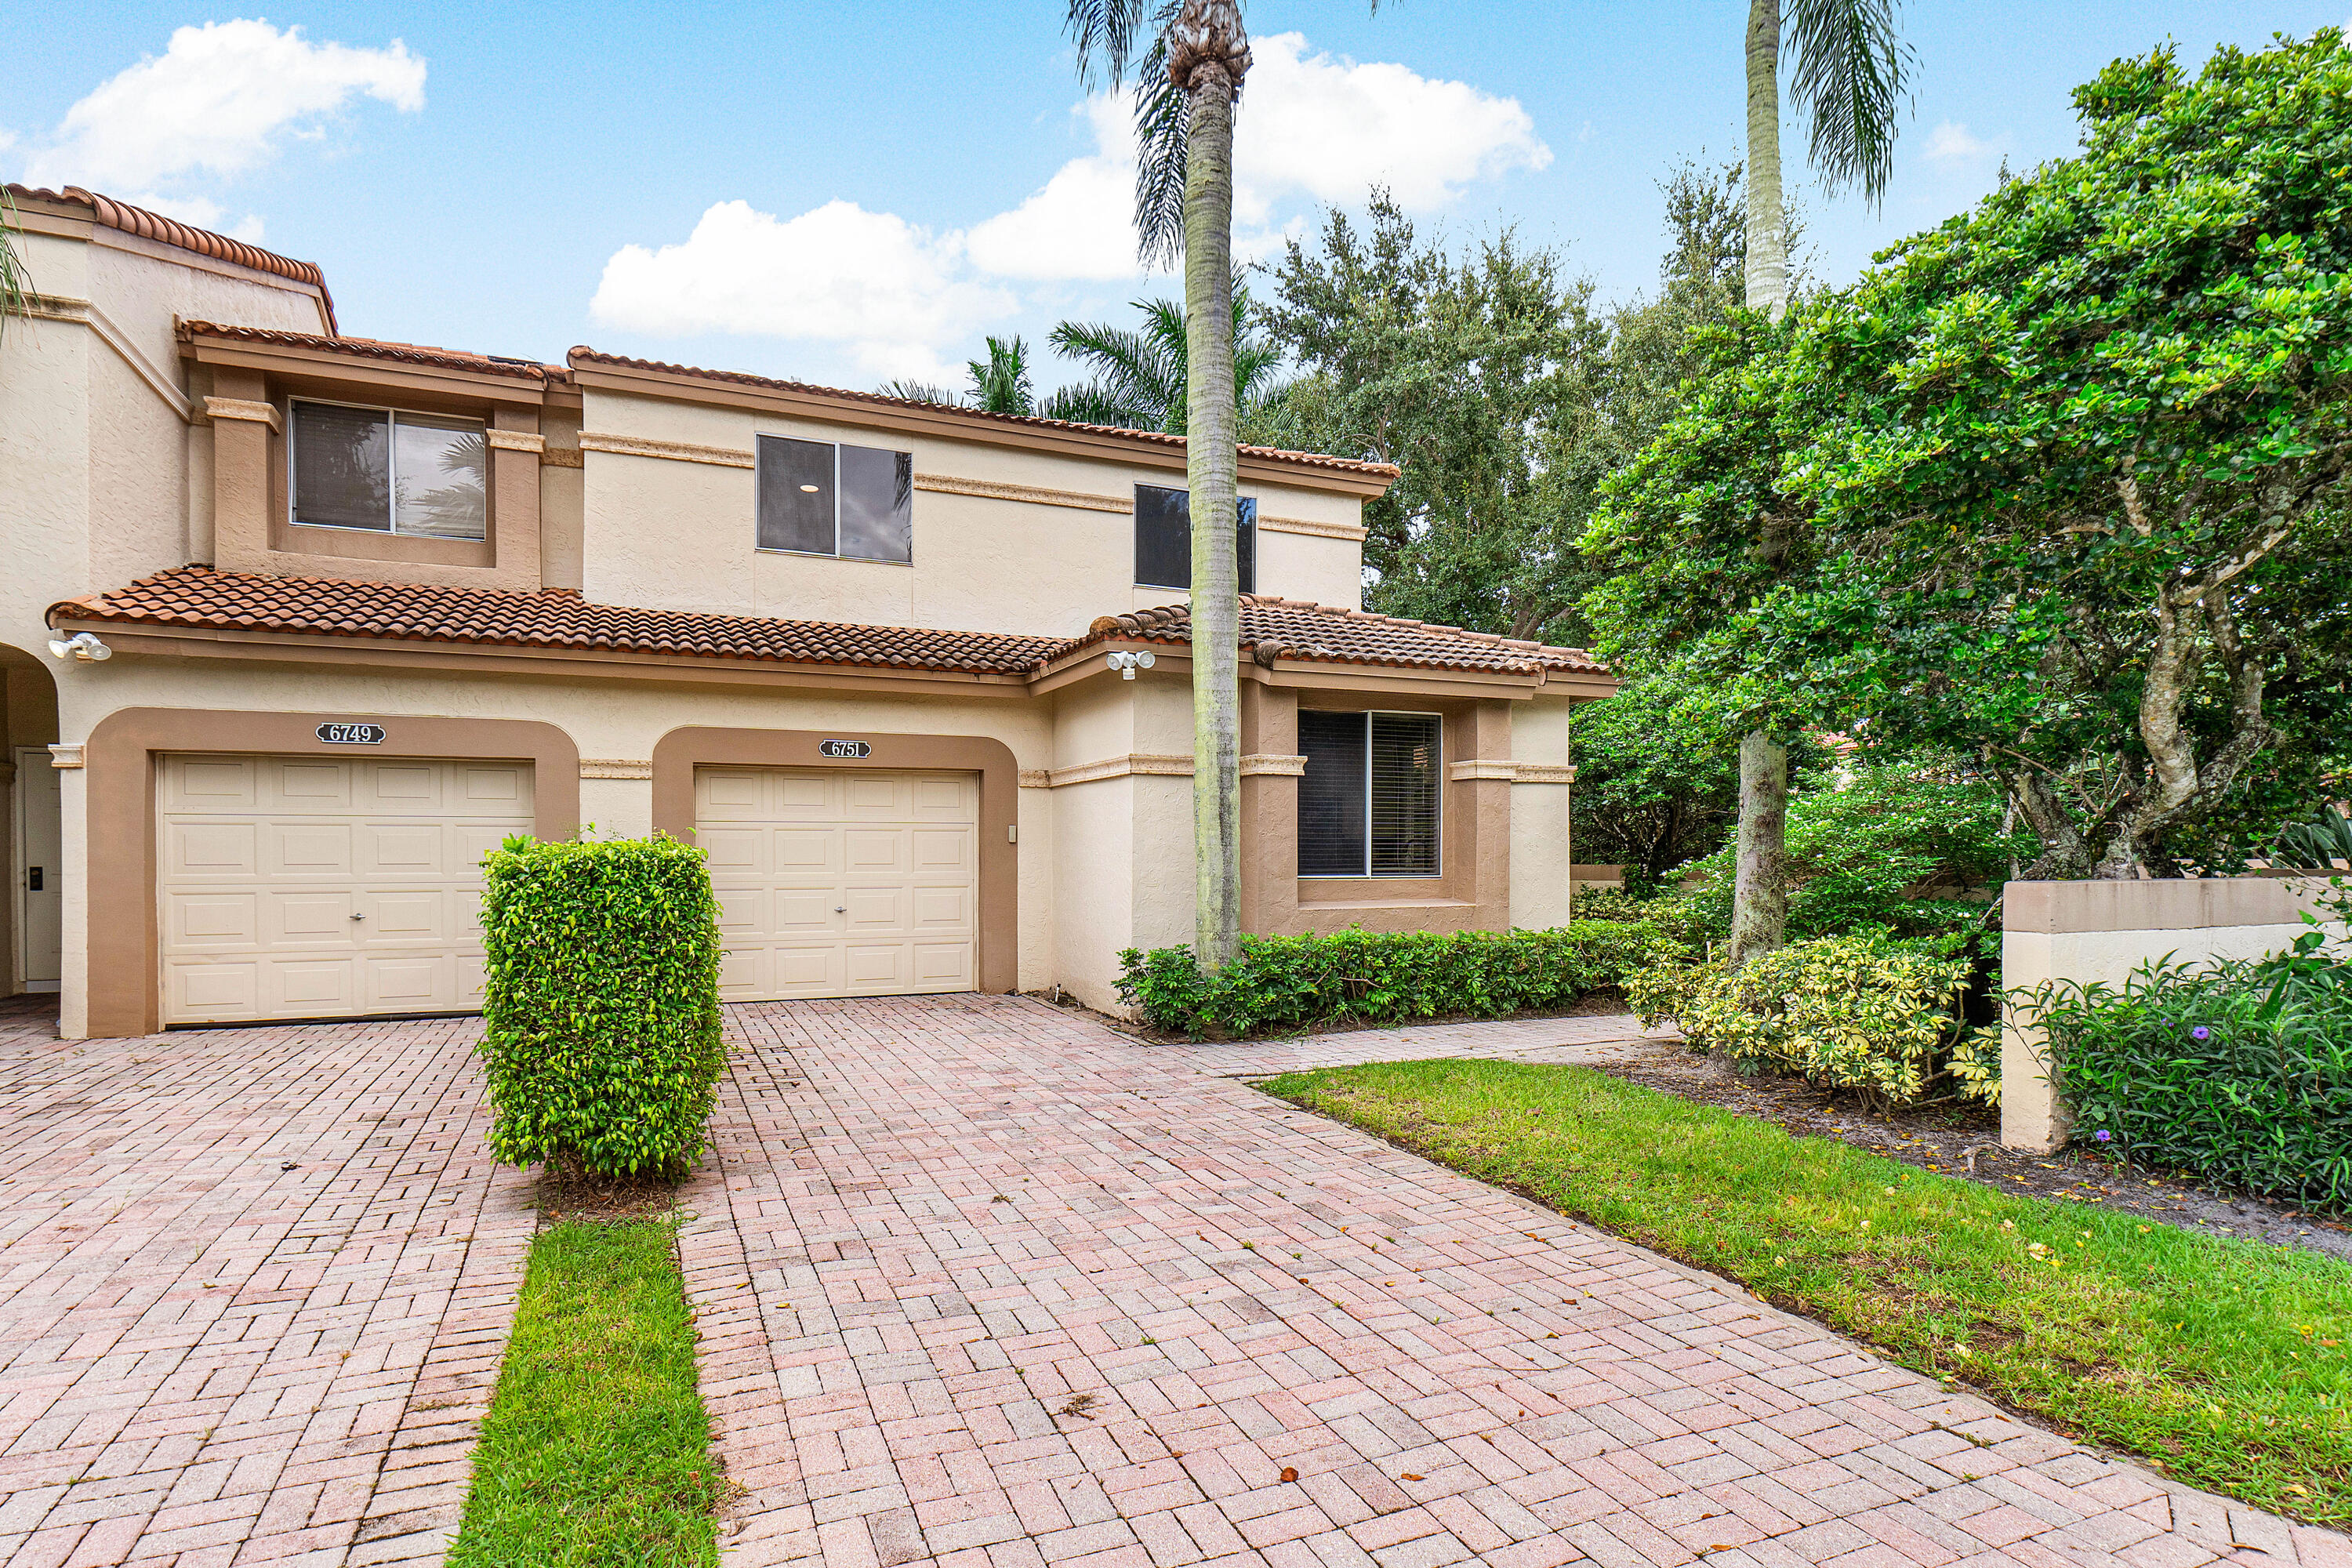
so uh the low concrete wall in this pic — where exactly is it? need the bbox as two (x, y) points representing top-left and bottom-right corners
(2000, 876), (2342, 1152)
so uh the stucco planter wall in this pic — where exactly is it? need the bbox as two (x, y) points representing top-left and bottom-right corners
(1999, 875), (2344, 1152)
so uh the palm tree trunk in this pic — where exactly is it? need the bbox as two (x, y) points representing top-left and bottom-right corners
(1730, 0), (1793, 964)
(1744, 0), (1788, 318)
(1182, 53), (1243, 969)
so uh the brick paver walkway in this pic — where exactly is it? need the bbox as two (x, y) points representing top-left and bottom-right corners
(682, 995), (2349, 1568)
(0, 996), (533, 1567)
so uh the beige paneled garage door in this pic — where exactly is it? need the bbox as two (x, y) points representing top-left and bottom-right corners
(696, 766), (978, 1001)
(158, 753), (533, 1025)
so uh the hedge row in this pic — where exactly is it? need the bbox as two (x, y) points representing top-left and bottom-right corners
(477, 833), (725, 1179)
(1116, 922), (1667, 1037)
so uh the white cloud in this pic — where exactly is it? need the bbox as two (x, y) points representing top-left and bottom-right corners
(1923, 120), (1996, 163)
(1234, 33), (1551, 220)
(21, 19), (424, 192)
(961, 34), (1548, 282)
(589, 198), (1016, 383)
(967, 97), (1144, 281)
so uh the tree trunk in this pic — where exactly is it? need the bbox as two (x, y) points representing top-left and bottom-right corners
(1728, 731), (1789, 963)
(1729, 0), (1792, 963)
(1743, 0), (1787, 319)
(1181, 52), (1243, 968)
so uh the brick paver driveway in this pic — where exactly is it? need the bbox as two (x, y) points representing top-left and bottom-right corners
(684, 996), (2347, 1568)
(3, 992), (2343, 1568)
(0, 995), (533, 1567)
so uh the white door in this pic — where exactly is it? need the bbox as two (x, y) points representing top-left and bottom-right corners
(696, 766), (978, 1001)
(13, 747), (62, 992)
(158, 753), (533, 1025)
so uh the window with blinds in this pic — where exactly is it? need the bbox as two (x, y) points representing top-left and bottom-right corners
(1134, 484), (1256, 593)
(1297, 710), (1442, 877)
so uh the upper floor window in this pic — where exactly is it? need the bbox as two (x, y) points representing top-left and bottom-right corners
(1298, 710), (1443, 877)
(289, 399), (487, 541)
(757, 435), (913, 564)
(1134, 484), (1256, 593)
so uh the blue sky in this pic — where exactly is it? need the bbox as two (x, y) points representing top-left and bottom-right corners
(13, 3), (2347, 394)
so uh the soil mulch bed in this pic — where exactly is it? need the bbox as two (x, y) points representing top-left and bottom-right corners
(1597, 1029), (2352, 1264)
(533, 1162), (682, 1227)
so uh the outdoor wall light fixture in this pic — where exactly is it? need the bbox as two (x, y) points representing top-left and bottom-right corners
(1105, 650), (1156, 680)
(46, 632), (112, 662)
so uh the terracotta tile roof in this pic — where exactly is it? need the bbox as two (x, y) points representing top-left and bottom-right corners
(1067, 596), (1612, 677)
(9, 185), (337, 333)
(51, 567), (1061, 676)
(49, 570), (1609, 684)
(176, 321), (566, 381)
(568, 347), (1402, 483)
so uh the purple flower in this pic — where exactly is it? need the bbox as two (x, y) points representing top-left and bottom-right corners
(2095, 1130), (2112, 1142)
(2191, 1025), (2211, 1041)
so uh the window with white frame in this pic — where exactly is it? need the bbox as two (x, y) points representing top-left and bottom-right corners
(290, 399), (488, 540)
(1297, 710), (1443, 877)
(757, 434), (913, 563)
(1134, 483), (1256, 592)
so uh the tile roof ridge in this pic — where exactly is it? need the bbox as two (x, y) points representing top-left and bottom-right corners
(10, 185), (339, 333)
(567, 345), (1399, 479)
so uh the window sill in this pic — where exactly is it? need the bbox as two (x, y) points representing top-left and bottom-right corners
(1295, 895), (1473, 913)
(757, 547), (913, 568)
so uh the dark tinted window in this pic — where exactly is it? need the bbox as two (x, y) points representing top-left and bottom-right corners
(838, 444), (913, 562)
(757, 435), (836, 554)
(1134, 485), (1256, 593)
(292, 402), (391, 532)
(1298, 710), (1369, 877)
(1370, 712), (1443, 875)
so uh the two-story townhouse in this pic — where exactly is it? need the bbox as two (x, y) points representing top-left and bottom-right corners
(1, 186), (1615, 1040)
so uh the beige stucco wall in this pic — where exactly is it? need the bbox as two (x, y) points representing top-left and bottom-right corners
(1509, 695), (1575, 929)
(580, 389), (1365, 637)
(2000, 877), (2348, 1152)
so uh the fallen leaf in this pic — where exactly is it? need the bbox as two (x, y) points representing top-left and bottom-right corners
(1279, 1467), (1298, 1483)
(1400, 1473), (1425, 1482)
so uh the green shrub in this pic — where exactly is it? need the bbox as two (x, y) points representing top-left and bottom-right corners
(478, 833), (725, 1179)
(1625, 935), (1994, 1109)
(1116, 923), (1675, 1037)
(1575, 887), (1716, 948)
(2040, 955), (2352, 1210)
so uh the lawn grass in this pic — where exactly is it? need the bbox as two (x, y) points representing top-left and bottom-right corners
(1262, 1057), (2352, 1526)
(450, 1217), (724, 1567)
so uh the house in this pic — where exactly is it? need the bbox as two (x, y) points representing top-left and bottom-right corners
(0, 186), (1616, 1040)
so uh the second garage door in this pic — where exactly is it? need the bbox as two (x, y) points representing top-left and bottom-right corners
(158, 753), (534, 1025)
(696, 765), (978, 1001)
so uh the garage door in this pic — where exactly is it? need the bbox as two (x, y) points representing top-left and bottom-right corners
(158, 753), (533, 1025)
(696, 766), (978, 1001)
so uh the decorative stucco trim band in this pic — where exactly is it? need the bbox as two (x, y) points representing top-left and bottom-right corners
(1044, 753), (1194, 789)
(579, 431), (755, 468)
(580, 757), (653, 779)
(1511, 763), (1577, 785)
(48, 743), (85, 769)
(1018, 769), (1053, 789)
(1239, 753), (1308, 777)
(913, 474), (1133, 514)
(1446, 759), (1519, 782)
(486, 429), (546, 454)
(203, 395), (282, 433)
(1258, 514), (1370, 542)
(539, 447), (586, 469)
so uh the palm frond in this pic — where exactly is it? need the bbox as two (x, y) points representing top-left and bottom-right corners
(875, 379), (956, 405)
(1038, 380), (1150, 429)
(1784, 0), (1915, 205)
(1131, 29), (1192, 269)
(966, 334), (1037, 416)
(1064, 0), (1166, 88)
(0, 186), (35, 350)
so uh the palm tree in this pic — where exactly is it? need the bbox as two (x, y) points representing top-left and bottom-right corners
(1727, 0), (1912, 964)
(967, 335), (1039, 415)
(1065, 0), (1258, 969)
(1047, 290), (1284, 434)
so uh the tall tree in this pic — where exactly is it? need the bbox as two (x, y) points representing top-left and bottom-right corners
(1726, 0), (1913, 963)
(1065, 0), (1257, 967)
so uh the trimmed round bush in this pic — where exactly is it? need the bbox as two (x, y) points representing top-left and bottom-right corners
(477, 833), (725, 1179)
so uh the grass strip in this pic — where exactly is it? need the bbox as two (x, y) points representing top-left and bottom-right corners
(451, 1217), (723, 1567)
(1263, 1057), (2352, 1526)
